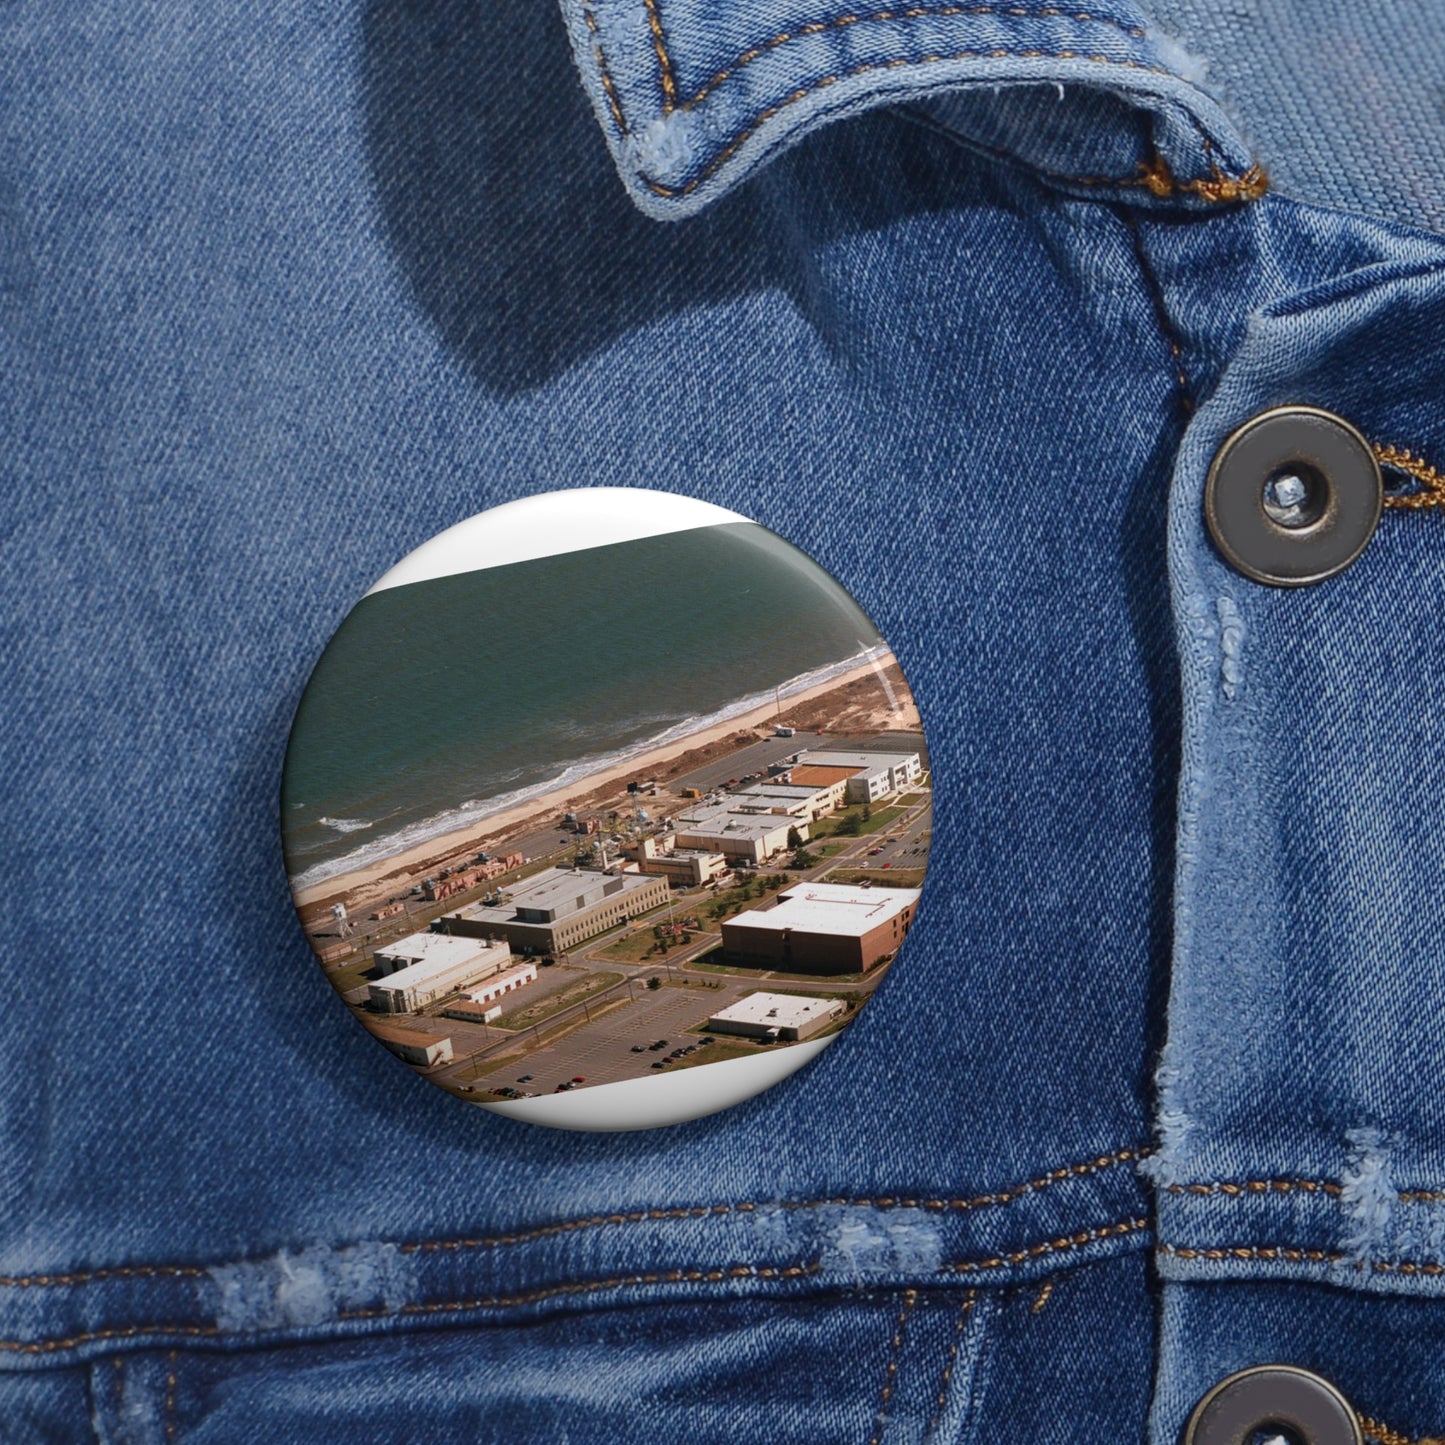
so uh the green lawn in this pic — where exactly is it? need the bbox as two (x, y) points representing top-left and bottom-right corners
(823, 866), (927, 889)
(809, 803), (905, 840)
(597, 928), (698, 963)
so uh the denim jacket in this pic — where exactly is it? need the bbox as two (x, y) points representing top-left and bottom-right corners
(4, 0), (1445, 1440)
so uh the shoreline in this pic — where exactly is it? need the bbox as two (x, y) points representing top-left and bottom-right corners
(293, 658), (919, 914)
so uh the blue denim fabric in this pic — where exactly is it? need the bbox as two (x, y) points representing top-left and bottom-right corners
(4, 0), (1445, 1440)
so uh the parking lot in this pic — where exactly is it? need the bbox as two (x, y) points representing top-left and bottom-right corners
(460, 984), (726, 1095)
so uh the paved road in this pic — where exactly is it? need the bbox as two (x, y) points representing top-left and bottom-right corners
(665, 731), (830, 797)
(469, 986), (727, 1095)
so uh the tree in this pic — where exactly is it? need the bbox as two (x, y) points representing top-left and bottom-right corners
(862, 803), (872, 822)
(836, 812), (863, 836)
(786, 826), (803, 849)
(647, 976), (662, 990)
(791, 848), (819, 869)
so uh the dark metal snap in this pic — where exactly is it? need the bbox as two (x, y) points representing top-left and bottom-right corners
(1183, 1365), (1363, 1445)
(1204, 406), (1382, 586)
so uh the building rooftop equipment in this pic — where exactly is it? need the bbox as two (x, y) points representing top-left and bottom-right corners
(730, 784), (824, 807)
(673, 809), (798, 841)
(707, 991), (842, 1030)
(374, 932), (500, 971)
(724, 882), (922, 938)
(793, 750), (920, 772)
(448, 865), (663, 926)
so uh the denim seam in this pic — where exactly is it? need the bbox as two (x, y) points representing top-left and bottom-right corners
(662, 7), (1149, 114)
(940, 1217), (1149, 1274)
(583, 7), (629, 131)
(633, 51), (1243, 200)
(1029, 1276), (1055, 1312)
(1165, 1178), (1445, 1203)
(397, 1146), (1151, 1260)
(1165, 1179), (1343, 1198)
(1375, 443), (1445, 510)
(163, 1349), (178, 1442)
(896, 108), (1266, 206)
(1156, 1243), (1445, 1276)
(1359, 1412), (1444, 1445)
(867, 1287), (918, 1445)
(602, 5), (1149, 134)
(642, 0), (677, 107)
(590, 1), (1270, 201)
(0, 1145), (1145, 1291)
(1119, 208), (1194, 416)
(923, 1290), (978, 1435)
(0, 1219), (1150, 1356)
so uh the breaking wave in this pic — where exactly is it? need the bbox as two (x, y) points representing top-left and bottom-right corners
(318, 816), (374, 834)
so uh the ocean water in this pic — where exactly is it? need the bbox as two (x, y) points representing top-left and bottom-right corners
(281, 523), (887, 892)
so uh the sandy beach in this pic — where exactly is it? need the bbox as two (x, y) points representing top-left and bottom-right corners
(293, 656), (920, 915)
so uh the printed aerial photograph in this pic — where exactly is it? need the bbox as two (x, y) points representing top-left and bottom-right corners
(282, 512), (931, 1115)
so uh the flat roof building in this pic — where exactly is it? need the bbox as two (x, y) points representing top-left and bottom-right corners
(440, 866), (671, 953)
(790, 750), (922, 804)
(786, 764), (862, 788)
(639, 849), (729, 887)
(367, 1020), (454, 1067)
(706, 991), (846, 1042)
(721, 882), (922, 974)
(368, 934), (513, 1015)
(728, 783), (836, 821)
(673, 805), (803, 865)
(441, 960), (538, 1021)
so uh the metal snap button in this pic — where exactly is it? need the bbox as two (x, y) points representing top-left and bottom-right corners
(1183, 1365), (1363, 1445)
(1204, 406), (1382, 586)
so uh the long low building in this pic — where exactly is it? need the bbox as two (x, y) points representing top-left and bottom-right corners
(726, 783), (832, 820)
(440, 866), (671, 953)
(366, 1019), (454, 1066)
(672, 803), (803, 864)
(639, 849), (729, 887)
(441, 960), (539, 1022)
(721, 882), (922, 973)
(368, 933), (512, 1015)
(706, 991), (845, 1042)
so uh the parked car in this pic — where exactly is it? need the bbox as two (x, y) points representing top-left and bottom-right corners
(631, 1044), (646, 1053)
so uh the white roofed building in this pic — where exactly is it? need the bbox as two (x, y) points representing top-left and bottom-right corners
(721, 882), (921, 973)
(706, 991), (846, 1041)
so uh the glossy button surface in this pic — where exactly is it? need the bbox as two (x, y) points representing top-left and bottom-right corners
(1204, 406), (1382, 586)
(281, 488), (931, 1131)
(1183, 1365), (1363, 1445)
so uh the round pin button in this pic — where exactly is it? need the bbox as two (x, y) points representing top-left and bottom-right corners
(282, 488), (931, 1130)
(1204, 406), (1382, 586)
(1183, 1365), (1363, 1445)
